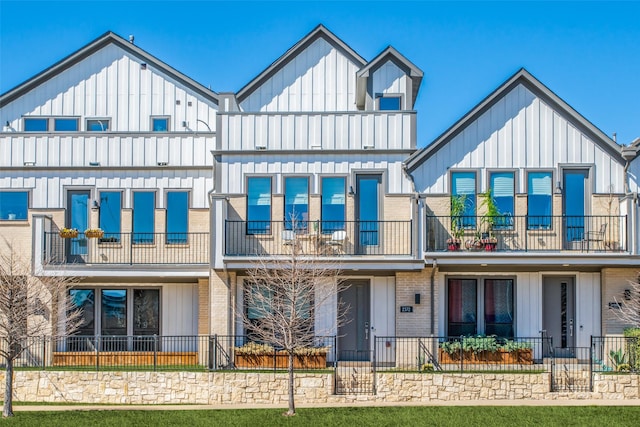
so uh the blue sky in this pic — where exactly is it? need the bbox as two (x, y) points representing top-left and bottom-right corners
(1, 1), (638, 147)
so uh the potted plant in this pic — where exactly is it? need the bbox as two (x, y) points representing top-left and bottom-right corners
(84, 228), (104, 238)
(234, 342), (328, 369)
(438, 336), (533, 364)
(59, 227), (79, 238)
(448, 195), (466, 250)
(479, 190), (500, 251)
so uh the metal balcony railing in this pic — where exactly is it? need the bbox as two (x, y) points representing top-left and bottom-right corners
(43, 232), (209, 265)
(224, 220), (413, 257)
(425, 215), (627, 253)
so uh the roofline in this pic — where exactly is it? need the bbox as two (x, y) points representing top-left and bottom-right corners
(0, 31), (219, 108)
(405, 68), (623, 172)
(357, 46), (423, 79)
(235, 24), (367, 103)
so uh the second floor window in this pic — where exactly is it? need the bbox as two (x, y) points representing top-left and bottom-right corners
(451, 171), (476, 227)
(99, 191), (122, 241)
(321, 177), (345, 234)
(151, 117), (169, 132)
(247, 177), (271, 234)
(54, 118), (79, 131)
(23, 118), (48, 132)
(527, 172), (552, 229)
(284, 177), (308, 231)
(86, 119), (110, 132)
(166, 192), (188, 243)
(133, 192), (155, 243)
(489, 171), (514, 228)
(0, 191), (28, 220)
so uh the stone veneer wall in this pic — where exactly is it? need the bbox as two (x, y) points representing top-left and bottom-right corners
(1, 372), (637, 404)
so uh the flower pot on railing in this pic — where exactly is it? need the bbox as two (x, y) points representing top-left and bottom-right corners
(59, 228), (79, 239)
(84, 228), (104, 239)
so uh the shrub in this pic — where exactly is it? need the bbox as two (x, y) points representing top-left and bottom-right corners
(501, 340), (532, 352)
(623, 328), (640, 371)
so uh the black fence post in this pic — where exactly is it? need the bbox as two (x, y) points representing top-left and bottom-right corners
(42, 337), (46, 370)
(95, 335), (100, 372)
(372, 335), (377, 395)
(460, 336), (464, 373)
(589, 335), (594, 392)
(153, 334), (158, 372)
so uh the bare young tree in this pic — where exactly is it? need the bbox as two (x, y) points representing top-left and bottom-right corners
(614, 276), (640, 327)
(0, 243), (83, 417)
(240, 224), (348, 416)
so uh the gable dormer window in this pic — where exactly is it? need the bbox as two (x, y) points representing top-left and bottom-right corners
(377, 95), (402, 111)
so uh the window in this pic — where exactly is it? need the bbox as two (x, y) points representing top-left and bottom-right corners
(99, 191), (122, 241)
(489, 171), (514, 228)
(284, 177), (309, 231)
(133, 192), (155, 243)
(86, 119), (110, 132)
(69, 288), (160, 351)
(357, 175), (381, 246)
(378, 95), (401, 110)
(527, 172), (552, 229)
(54, 118), (79, 131)
(0, 191), (28, 220)
(23, 118), (48, 132)
(166, 192), (188, 243)
(451, 171), (476, 227)
(321, 177), (346, 234)
(247, 177), (271, 234)
(151, 117), (169, 132)
(447, 278), (514, 338)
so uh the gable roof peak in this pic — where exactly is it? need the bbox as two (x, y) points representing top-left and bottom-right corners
(1, 30), (218, 108)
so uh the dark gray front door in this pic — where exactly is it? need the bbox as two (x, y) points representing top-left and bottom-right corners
(338, 280), (371, 361)
(543, 277), (576, 357)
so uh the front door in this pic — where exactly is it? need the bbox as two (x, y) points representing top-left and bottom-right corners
(338, 280), (371, 361)
(543, 277), (576, 357)
(66, 190), (90, 262)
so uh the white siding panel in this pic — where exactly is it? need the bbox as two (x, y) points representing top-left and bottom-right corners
(516, 273), (542, 338)
(372, 277), (396, 356)
(162, 284), (198, 336)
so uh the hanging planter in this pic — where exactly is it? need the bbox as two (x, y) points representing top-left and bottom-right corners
(59, 228), (79, 239)
(84, 228), (104, 239)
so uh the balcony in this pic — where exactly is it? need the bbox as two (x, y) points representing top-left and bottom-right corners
(425, 215), (627, 253)
(224, 220), (413, 257)
(42, 231), (209, 265)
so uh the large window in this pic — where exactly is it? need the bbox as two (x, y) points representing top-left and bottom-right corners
(527, 171), (552, 229)
(321, 177), (346, 233)
(247, 177), (271, 234)
(69, 288), (160, 351)
(0, 191), (28, 220)
(99, 191), (122, 241)
(284, 177), (309, 231)
(447, 278), (514, 338)
(451, 171), (476, 228)
(489, 171), (514, 228)
(133, 192), (155, 243)
(166, 192), (188, 243)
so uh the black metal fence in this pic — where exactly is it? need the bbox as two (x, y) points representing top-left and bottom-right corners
(225, 220), (413, 256)
(591, 335), (640, 373)
(425, 215), (626, 253)
(43, 232), (209, 265)
(374, 336), (550, 372)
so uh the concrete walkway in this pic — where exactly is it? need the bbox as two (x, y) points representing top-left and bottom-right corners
(12, 399), (640, 411)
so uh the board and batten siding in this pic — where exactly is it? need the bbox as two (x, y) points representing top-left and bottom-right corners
(219, 153), (412, 195)
(371, 60), (409, 110)
(0, 134), (214, 168)
(162, 283), (199, 336)
(0, 170), (212, 209)
(239, 37), (360, 113)
(413, 84), (624, 195)
(218, 111), (414, 152)
(1, 43), (217, 132)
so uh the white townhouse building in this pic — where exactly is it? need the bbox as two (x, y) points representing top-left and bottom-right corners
(405, 69), (640, 355)
(0, 32), (218, 353)
(207, 25), (429, 362)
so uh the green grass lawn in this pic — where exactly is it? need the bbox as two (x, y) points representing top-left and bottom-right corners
(2, 406), (640, 426)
